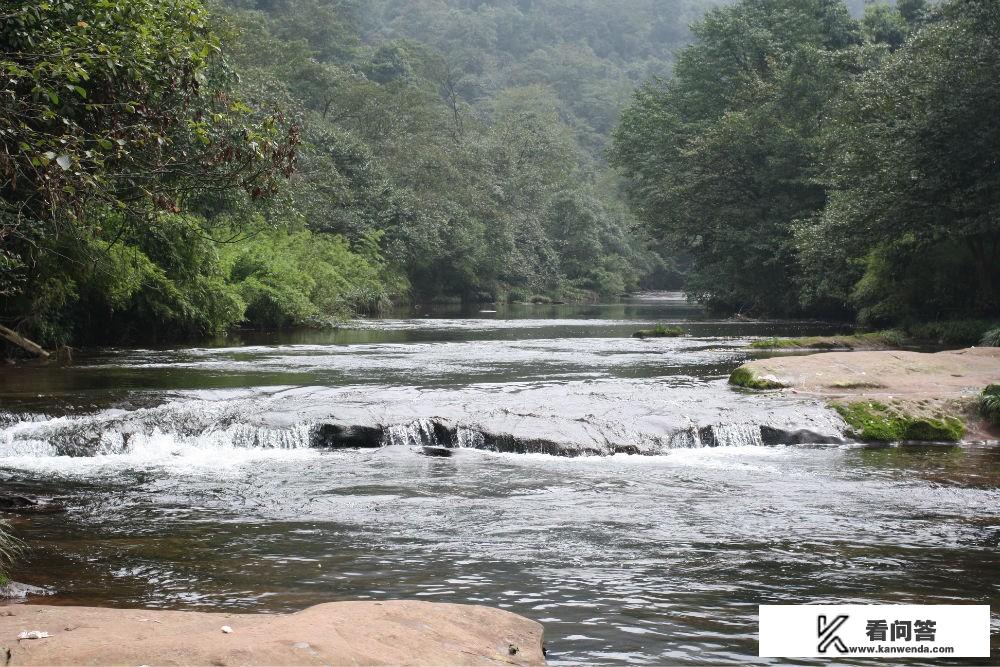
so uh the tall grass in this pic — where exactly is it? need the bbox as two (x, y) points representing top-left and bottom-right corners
(981, 385), (1000, 426)
(0, 520), (23, 586)
(980, 328), (1000, 347)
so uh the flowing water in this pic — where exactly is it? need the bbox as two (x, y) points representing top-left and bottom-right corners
(1, 293), (998, 664)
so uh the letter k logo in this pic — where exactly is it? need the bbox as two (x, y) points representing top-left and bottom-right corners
(817, 614), (849, 654)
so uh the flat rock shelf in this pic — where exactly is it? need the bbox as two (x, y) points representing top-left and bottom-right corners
(732, 347), (1000, 440)
(0, 601), (546, 666)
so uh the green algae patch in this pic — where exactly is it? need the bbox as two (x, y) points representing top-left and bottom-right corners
(729, 366), (787, 390)
(633, 324), (684, 339)
(750, 331), (904, 350)
(832, 401), (966, 442)
(829, 380), (888, 390)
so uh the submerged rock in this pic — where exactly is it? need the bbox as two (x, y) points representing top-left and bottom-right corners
(632, 325), (684, 339)
(420, 446), (453, 457)
(310, 424), (384, 449)
(0, 495), (64, 514)
(0, 495), (36, 510)
(0, 581), (52, 600)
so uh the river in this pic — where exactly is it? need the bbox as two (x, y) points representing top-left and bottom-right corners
(1, 293), (998, 664)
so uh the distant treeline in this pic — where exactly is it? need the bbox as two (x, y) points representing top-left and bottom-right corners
(611, 0), (999, 334)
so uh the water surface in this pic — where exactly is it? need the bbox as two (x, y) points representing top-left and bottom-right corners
(1, 293), (997, 664)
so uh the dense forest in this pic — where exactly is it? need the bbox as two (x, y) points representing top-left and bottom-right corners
(612, 0), (999, 339)
(1, 0), (998, 348)
(1, 0), (719, 346)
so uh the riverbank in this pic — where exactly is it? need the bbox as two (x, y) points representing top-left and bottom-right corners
(731, 347), (1000, 441)
(0, 601), (545, 666)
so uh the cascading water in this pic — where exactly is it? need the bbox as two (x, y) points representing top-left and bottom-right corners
(6, 294), (982, 667)
(0, 409), (817, 464)
(0, 412), (314, 466)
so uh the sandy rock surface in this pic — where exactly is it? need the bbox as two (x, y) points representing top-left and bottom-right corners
(738, 347), (1000, 439)
(0, 601), (545, 666)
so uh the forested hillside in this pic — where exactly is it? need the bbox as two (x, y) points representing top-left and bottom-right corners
(355, 0), (725, 158)
(3, 0), (994, 350)
(1, 0), (719, 347)
(612, 0), (999, 339)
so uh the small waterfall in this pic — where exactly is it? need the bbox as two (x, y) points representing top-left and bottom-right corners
(0, 414), (313, 459)
(382, 419), (442, 448)
(710, 423), (764, 448)
(454, 427), (485, 449)
(2, 409), (832, 463)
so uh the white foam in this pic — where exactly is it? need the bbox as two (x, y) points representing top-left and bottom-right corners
(0, 421), (317, 475)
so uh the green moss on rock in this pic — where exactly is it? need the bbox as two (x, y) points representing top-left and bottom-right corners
(750, 331), (904, 350)
(833, 401), (965, 442)
(633, 324), (684, 339)
(729, 366), (786, 390)
(903, 417), (965, 441)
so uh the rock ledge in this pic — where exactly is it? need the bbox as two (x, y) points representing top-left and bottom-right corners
(732, 347), (1000, 440)
(0, 601), (546, 666)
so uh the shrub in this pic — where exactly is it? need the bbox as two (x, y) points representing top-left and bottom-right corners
(223, 228), (388, 328)
(980, 385), (1000, 426)
(980, 329), (1000, 347)
(905, 320), (1000, 346)
(507, 288), (531, 303)
(0, 521), (23, 587)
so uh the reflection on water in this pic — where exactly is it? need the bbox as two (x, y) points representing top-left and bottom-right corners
(1, 293), (997, 665)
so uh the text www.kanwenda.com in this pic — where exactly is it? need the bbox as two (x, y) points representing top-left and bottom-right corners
(845, 646), (955, 654)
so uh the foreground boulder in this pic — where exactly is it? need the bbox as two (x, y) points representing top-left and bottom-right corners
(0, 601), (545, 666)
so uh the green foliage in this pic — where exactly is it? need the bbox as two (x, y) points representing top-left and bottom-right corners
(611, 0), (861, 316)
(355, 0), (725, 159)
(862, 3), (908, 49)
(0, 520), (23, 587)
(903, 320), (1000, 347)
(3, 212), (246, 344)
(980, 385), (1000, 426)
(729, 367), (787, 390)
(800, 0), (1000, 323)
(223, 228), (387, 328)
(613, 0), (998, 328)
(981, 329), (1000, 348)
(833, 401), (966, 442)
(223, 0), (667, 308)
(0, 0), (298, 297)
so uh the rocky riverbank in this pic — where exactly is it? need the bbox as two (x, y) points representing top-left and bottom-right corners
(731, 347), (1000, 441)
(0, 601), (545, 666)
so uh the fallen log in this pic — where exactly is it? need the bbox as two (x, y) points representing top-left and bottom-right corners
(0, 323), (49, 358)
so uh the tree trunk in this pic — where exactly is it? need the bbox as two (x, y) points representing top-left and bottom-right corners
(967, 236), (998, 311)
(0, 324), (49, 358)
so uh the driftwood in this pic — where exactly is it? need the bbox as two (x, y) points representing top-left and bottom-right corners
(0, 324), (49, 358)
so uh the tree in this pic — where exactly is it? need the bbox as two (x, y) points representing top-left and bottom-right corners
(611, 0), (861, 314)
(0, 0), (298, 297)
(803, 0), (1000, 322)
